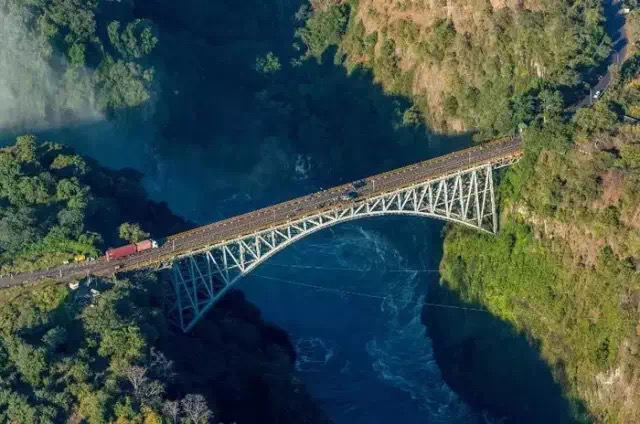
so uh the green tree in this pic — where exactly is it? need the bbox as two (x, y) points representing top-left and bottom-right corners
(0, 208), (41, 252)
(95, 57), (154, 109)
(538, 90), (564, 123)
(256, 52), (282, 74)
(444, 95), (459, 115)
(50, 154), (89, 177)
(511, 94), (536, 126)
(108, 19), (158, 60)
(68, 43), (86, 66)
(296, 4), (349, 58)
(620, 143), (640, 168)
(42, 327), (68, 351)
(118, 222), (150, 243)
(15, 135), (37, 163)
(573, 102), (618, 135)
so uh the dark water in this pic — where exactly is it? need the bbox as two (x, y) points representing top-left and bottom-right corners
(240, 219), (483, 424)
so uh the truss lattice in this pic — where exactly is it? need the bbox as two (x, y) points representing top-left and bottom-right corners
(168, 163), (506, 331)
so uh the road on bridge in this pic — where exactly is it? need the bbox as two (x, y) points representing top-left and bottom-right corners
(0, 136), (523, 289)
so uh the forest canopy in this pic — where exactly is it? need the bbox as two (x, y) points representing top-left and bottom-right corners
(0, 0), (158, 131)
(298, 0), (611, 136)
(0, 136), (188, 274)
(434, 56), (640, 422)
(0, 273), (329, 423)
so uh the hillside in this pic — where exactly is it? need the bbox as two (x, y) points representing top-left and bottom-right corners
(0, 0), (158, 132)
(429, 63), (640, 422)
(0, 274), (330, 423)
(0, 137), (329, 423)
(291, 1), (640, 420)
(298, 0), (608, 135)
(0, 136), (190, 274)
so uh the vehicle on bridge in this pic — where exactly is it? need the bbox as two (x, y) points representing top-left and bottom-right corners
(0, 136), (524, 300)
(352, 180), (366, 189)
(106, 239), (158, 261)
(340, 190), (359, 201)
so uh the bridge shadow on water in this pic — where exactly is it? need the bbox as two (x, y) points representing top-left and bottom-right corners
(423, 280), (586, 423)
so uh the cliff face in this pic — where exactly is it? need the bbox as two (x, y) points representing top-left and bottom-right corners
(433, 74), (640, 422)
(331, 0), (606, 134)
(294, 1), (630, 419)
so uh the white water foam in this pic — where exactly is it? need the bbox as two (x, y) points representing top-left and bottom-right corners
(289, 224), (477, 422)
(295, 337), (337, 372)
(294, 154), (312, 180)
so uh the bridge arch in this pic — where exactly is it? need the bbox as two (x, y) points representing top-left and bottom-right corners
(168, 163), (503, 331)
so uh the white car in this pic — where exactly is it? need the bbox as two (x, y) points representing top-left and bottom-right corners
(593, 90), (601, 99)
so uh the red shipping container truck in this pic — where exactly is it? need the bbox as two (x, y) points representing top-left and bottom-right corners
(106, 244), (136, 260)
(106, 239), (158, 261)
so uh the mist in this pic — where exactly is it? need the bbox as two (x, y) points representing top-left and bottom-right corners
(0, 7), (103, 133)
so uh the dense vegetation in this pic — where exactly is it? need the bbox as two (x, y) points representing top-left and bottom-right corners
(431, 62), (640, 422)
(0, 273), (329, 423)
(0, 0), (158, 131)
(0, 137), (329, 423)
(298, 0), (610, 136)
(0, 136), (188, 274)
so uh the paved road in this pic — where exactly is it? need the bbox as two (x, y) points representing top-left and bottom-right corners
(573, 0), (629, 109)
(0, 136), (524, 289)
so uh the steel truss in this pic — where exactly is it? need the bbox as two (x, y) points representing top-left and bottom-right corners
(169, 163), (504, 331)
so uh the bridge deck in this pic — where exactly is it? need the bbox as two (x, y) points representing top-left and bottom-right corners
(0, 136), (523, 288)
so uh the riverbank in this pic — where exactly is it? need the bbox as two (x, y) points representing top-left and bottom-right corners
(423, 280), (581, 423)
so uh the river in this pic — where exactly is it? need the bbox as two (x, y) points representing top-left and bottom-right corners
(0, 0), (501, 420)
(32, 113), (498, 423)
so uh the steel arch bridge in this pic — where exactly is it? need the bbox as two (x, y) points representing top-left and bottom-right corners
(168, 161), (512, 332)
(0, 136), (523, 331)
